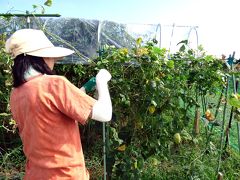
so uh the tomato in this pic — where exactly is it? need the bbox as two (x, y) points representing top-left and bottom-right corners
(117, 144), (126, 152)
(205, 109), (215, 121)
(148, 105), (156, 114)
(174, 133), (181, 144)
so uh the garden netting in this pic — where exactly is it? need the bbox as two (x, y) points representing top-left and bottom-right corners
(0, 17), (198, 64)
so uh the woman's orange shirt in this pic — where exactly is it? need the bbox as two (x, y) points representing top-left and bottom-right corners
(10, 74), (97, 180)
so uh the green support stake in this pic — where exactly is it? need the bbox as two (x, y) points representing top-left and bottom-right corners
(0, 11), (61, 28)
(217, 76), (229, 174)
(237, 121), (240, 153)
(0, 12), (61, 17)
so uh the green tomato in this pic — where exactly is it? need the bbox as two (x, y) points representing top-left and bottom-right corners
(174, 133), (181, 144)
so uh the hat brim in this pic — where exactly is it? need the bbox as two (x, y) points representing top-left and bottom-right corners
(26, 47), (74, 58)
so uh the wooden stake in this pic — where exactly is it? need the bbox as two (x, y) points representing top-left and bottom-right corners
(194, 108), (200, 135)
(217, 172), (223, 180)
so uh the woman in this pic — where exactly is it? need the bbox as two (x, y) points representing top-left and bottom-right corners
(5, 29), (112, 179)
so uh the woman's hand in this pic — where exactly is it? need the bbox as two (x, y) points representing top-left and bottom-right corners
(96, 69), (111, 84)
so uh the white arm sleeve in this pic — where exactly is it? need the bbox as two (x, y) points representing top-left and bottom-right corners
(91, 69), (112, 122)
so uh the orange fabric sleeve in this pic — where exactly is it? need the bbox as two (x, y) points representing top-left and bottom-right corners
(49, 76), (97, 125)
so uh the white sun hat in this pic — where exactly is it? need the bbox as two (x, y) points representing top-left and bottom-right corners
(5, 29), (74, 58)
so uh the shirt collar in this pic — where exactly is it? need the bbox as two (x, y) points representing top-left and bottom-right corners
(24, 66), (41, 80)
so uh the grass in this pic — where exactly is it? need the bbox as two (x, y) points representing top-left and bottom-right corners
(141, 139), (240, 180)
(0, 145), (25, 180)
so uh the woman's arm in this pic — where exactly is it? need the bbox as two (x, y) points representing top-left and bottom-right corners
(91, 69), (112, 122)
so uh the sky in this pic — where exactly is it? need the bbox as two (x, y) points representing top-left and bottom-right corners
(1, 0), (240, 58)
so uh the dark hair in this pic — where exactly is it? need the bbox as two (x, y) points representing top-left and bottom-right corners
(12, 54), (54, 87)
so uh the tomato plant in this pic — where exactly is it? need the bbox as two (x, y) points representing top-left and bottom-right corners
(55, 38), (227, 178)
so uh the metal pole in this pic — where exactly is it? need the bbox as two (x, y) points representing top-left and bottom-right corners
(103, 122), (107, 180)
(97, 21), (107, 180)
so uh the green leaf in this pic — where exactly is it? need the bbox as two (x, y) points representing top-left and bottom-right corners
(44, 0), (52, 7)
(32, 4), (38, 9)
(187, 49), (193, 55)
(110, 127), (123, 145)
(179, 44), (186, 52)
(177, 39), (188, 46)
(205, 55), (214, 62)
(228, 97), (240, 108)
(136, 37), (142, 46)
(152, 47), (162, 54)
(137, 158), (144, 169)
